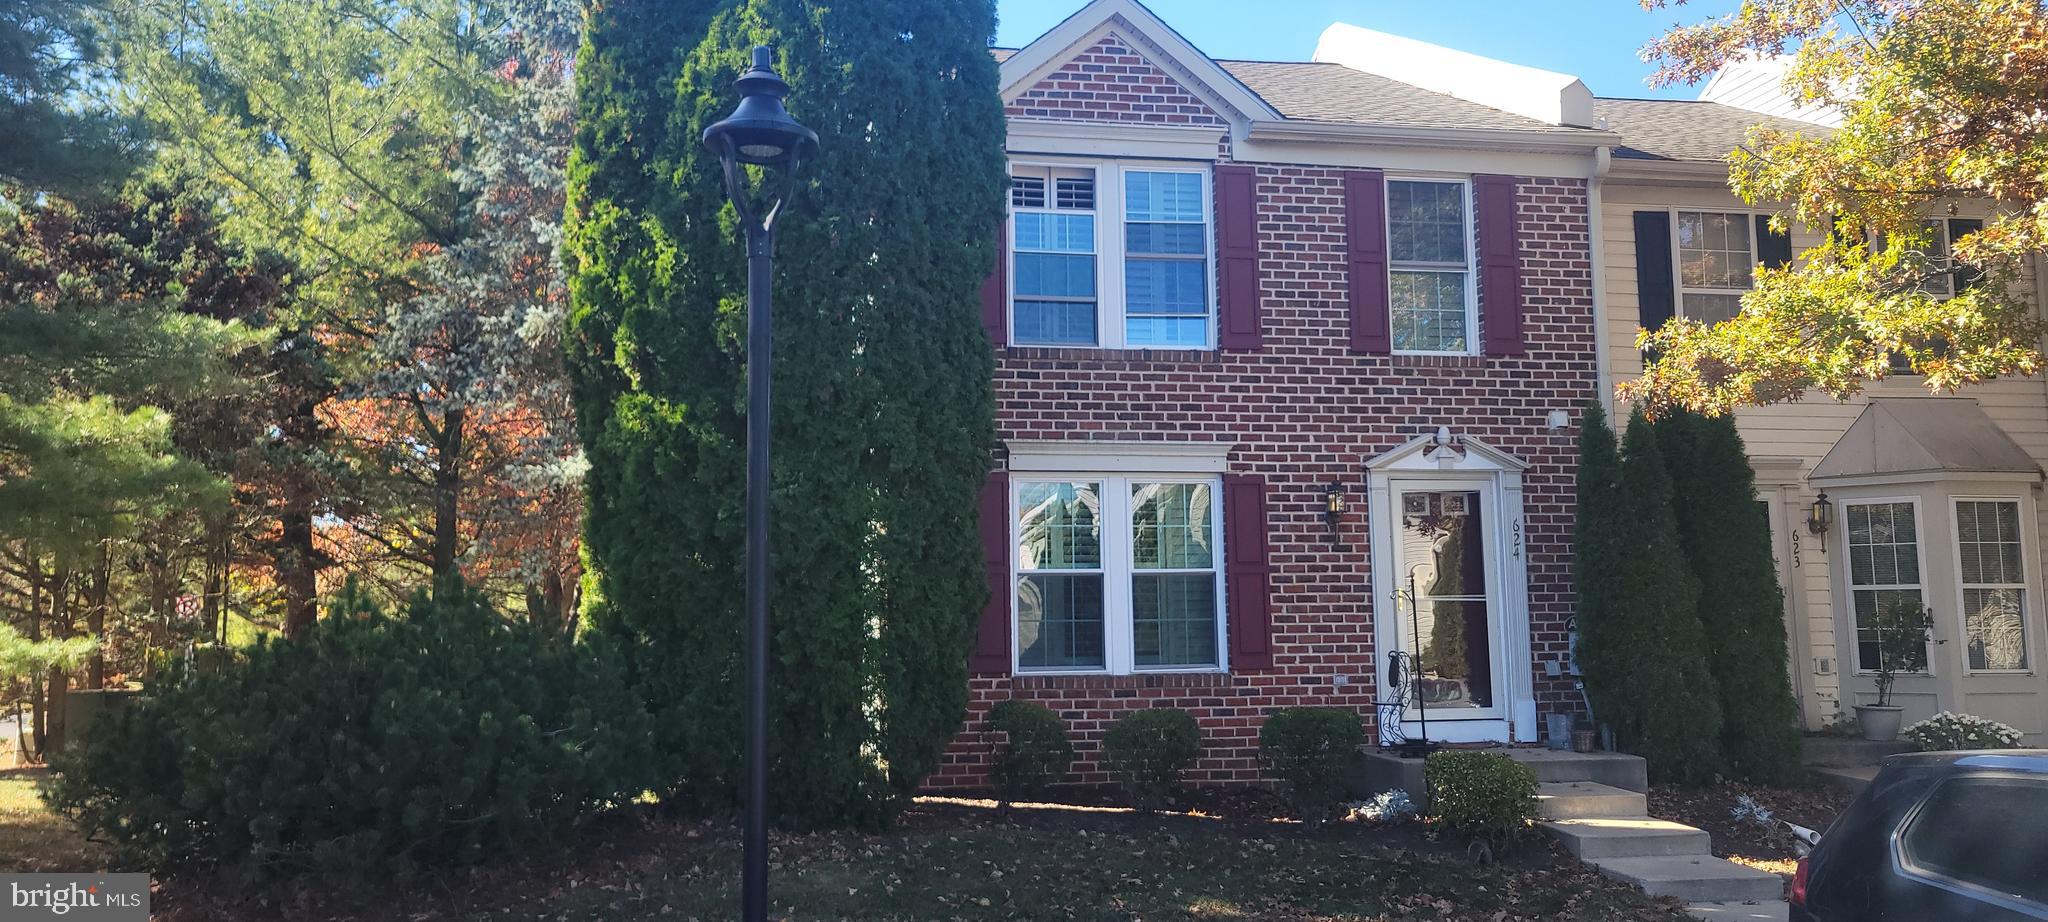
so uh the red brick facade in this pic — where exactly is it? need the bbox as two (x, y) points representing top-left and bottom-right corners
(931, 33), (1599, 791)
(1007, 32), (1230, 127)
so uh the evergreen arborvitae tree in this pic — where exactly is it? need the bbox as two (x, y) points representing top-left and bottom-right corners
(566, 0), (1003, 826)
(1656, 411), (1804, 784)
(1575, 403), (1725, 784)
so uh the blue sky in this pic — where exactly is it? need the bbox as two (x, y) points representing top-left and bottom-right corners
(993, 0), (1744, 100)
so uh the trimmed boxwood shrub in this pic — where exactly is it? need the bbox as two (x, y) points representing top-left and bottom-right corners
(1424, 750), (1537, 857)
(45, 582), (654, 873)
(988, 700), (1073, 809)
(1258, 707), (1365, 827)
(1102, 708), (1201, 812)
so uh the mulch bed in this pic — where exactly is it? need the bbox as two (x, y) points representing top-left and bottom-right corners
(141, 788), (1698, 922)
(1647, 776), (1854, 871)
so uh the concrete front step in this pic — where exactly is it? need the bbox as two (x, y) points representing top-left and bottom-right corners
(1542, 817), (1711, 859)
(1504, 748), (1650, 792)
(1811, 764), (1878, 793)
(1537, 780), (1647, 820)
(1687, 900), (1790, 921)
(1590, 855), (1786, 903)
(1354, 747), (1651, 809)
(1801, 736), (1912, 768)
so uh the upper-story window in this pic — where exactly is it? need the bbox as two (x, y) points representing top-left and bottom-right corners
(1675, 210), (1754, 325)
(1388, 178), (1476, 354)
(1009, 161), (1212, 349)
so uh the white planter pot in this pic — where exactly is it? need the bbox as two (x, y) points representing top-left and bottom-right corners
(1856, 705), (1905, 742)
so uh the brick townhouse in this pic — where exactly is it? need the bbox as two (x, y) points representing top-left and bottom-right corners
(931, 0), (1614, 788)
(930, 0), (2048, 792)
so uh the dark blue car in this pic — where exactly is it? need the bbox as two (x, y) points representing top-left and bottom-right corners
(1793, 750), (2048, 921)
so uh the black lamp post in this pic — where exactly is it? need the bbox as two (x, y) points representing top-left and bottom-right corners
(702, 45), (816, 922)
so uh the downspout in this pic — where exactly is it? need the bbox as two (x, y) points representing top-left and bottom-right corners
(1588, 144), (1615, 410)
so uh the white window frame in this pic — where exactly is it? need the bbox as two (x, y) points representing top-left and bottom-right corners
(1385, 175), (1479, 357)
(1670, 208), (1761, 324)
(1010, 473), (1227, 676)
(1006, 159), (1216, 350)
(1916, 219), (1958, 299)
(1949, 495), (2033, 674)
(1840, 496), (1933, 676)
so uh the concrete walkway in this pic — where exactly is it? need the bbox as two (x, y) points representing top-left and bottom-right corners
(1508, 750), (1787, 920)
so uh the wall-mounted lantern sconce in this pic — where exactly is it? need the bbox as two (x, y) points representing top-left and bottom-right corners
(1807, 491), (1834, 534)
(1324, 481), (1348, 541)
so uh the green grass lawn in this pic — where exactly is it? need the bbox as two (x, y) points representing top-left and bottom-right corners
(0, 769), (104, 873)
(144, 799), (1698, 922)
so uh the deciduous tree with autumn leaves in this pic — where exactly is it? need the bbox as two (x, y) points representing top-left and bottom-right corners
(1630, 0), (2048, 414)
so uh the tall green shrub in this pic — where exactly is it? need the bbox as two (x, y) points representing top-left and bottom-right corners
(565, 0), (1004, 826)
(1575, 404), (1725, 784)
(45, 583), (653, 872)
(1656, 410), (1804, 784)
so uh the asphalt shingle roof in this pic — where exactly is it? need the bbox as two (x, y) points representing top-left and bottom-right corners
(1591, 98), (1826, 162)
(1217, 60), (1562, 132)
(990, 45), (1830, 159)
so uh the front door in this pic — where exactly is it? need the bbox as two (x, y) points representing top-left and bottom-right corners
(1390, 487), (1505, 724)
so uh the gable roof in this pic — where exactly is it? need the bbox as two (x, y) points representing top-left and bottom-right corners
(1812, 399), (2041, 482)
(1592, 98), (1827, 162)
(996, 0), (1281, 124)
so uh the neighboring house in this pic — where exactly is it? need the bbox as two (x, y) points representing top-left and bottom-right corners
(1596, 93), (2048, 741)
(933, 0), (2048, 790)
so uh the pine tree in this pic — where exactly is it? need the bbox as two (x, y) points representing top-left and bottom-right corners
(566, 0), (1003, 824)
(0, 0), (137, 196)
(1575, 404), (1725, 784)
(1656, 410), (1804, 784)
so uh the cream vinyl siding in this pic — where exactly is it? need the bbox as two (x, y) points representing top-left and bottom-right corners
(1601, 179), (2048, 734)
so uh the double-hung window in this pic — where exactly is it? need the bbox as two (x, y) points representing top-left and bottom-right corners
(1011, 166), (1100, 345)
(1387, 178), (1475, 354)
(1009, 162), (1213, 349)
(1955, 499), (2030, 671)
(1674, 210), (1755, 325)
(1846, 501), (1928, 672)
(1013, 476), (1223, 673)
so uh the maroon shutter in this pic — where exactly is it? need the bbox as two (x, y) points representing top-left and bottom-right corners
(980, 221), (1007, 348)
(1214, 164), (1263, 350)
(971, 471), (1011, 673)
(1474, 174), (1525, 356)
(1344, 170), (1390, 353)
(1223, 474), (1274, 671)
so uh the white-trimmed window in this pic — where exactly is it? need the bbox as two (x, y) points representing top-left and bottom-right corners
(1013, 475), (1223, 674)
(1387, 178), (1475, 354)
(1011, 166), (1100, 345)
(1917, 220), (1955, 297)
(1846, 500), (1927, 672)
(1675, 210), (1755, 325)
(1008, 162), (1213, 349)
(1955, 499), (2029, 671)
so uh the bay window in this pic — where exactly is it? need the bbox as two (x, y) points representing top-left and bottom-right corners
(1009, 162), (1213, 349)
(1014, 475), (1222, 673)
(1955, 499), (2029, 671)
(1387, 178), (1475, 354)
(1846, 500), (1927, 672)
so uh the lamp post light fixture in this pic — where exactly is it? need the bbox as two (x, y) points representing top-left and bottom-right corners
(1807, 491), (1835, 551)
(702, 44), (817, 922)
